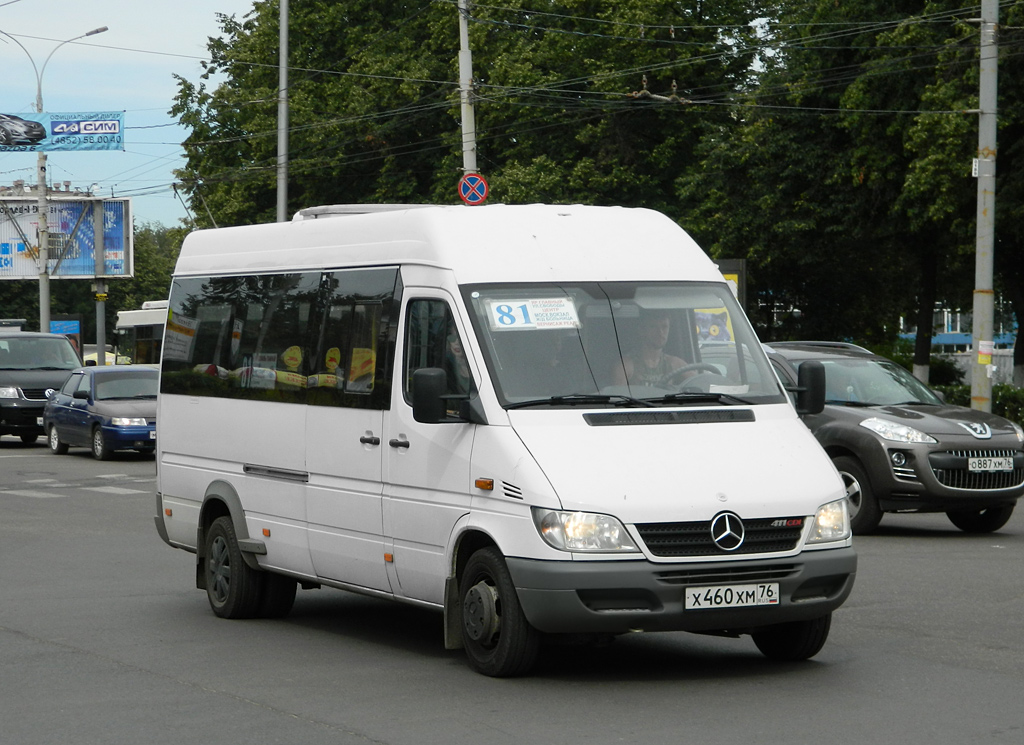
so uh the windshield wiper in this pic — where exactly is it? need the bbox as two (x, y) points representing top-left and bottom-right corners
(825, 399), (877, 407)
(506, 393), (655, 409)
(649, 391), (754, 405)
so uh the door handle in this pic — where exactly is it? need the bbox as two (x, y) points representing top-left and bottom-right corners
(359, 435), (381, 446)
(389, 438), (410, 449)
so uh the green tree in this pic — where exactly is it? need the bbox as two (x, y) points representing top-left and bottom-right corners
(172, 0), (772, 225)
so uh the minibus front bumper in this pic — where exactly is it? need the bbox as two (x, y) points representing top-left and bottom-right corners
(505, 547), (856, 635)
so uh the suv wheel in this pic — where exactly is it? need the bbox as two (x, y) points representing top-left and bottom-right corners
(946, 504), (1014, 533)
(833, 455), (882, 534)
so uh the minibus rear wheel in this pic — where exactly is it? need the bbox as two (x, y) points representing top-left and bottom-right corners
(460, 547), (540, 677)
(258, 573), (297, 618)
(752, 613), (831, 661)
(205, 516), (263, 619)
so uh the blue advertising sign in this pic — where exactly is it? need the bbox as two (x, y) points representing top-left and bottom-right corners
(0, 111), (125, 152)
(0, 197), (133, 279)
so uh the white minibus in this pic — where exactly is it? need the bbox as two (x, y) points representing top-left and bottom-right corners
(155, 203), (856, 676)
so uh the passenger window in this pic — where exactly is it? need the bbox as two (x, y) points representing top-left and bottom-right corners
(161, 268), (399, 410)
(404, 300), (470, 401)
(308, 268), (399, 410)
(161, 272), (320, 404)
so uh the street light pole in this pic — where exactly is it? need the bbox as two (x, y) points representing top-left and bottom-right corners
(1, 26), (108, 332)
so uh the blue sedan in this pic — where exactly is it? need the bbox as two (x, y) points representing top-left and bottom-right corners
(43, 365), (158, 459)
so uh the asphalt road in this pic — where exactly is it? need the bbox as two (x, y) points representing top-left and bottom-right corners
(2, 437), (1022, 745)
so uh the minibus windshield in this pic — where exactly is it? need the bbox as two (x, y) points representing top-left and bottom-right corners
(463, 282), (787, 408)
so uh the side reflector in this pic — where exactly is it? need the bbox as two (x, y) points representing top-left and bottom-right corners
(262, 528), (271, 537)
(475, 478), (494, 491)
(384, 553), (394, 563)
(164, 508), (172, 517)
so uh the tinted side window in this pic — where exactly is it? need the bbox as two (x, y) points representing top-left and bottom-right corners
(160, 268), (399, 410)
(403, 299), (470, 403)
(307, 268), (399, 411)
(161, 273), (320, 404)
(61, 373), (82, 395)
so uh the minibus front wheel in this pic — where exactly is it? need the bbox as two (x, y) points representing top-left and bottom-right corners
(460, 547), (540, 677)
(752, 613), (831, 661)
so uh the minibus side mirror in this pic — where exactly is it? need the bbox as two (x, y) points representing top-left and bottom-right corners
(795, 360), (825, 416)
(412, 368), (450, 423)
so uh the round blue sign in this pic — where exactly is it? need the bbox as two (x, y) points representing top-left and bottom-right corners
(458, 172), (489, 205)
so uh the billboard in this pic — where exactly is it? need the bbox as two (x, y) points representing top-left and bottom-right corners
(0, 111), (125, 152)
(0, 197), (133, 279)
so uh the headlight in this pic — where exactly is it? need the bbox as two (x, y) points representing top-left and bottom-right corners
(859, 417), (937, 444)
(111, 417), (148, 426)
(1012, 422), (1024, 443)
(0, 386), (19, 399)
(532, 508), (639, 552)
(807, 499), (851, 543)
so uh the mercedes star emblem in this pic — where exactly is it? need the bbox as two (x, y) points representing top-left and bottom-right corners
(710, 511), (745, 551)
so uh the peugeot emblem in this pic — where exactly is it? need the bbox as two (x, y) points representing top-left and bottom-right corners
(957, 421), (992, 440)
(710, 511), (745, 551)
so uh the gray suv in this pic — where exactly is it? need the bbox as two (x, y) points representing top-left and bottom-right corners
(766, 342), (1024, 534)
(0, 331), (82, 444)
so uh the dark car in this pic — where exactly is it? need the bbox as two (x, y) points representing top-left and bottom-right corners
(767, 342), (1023, 534)
(43, 365), (158, 459)
(0, 331), (82, 443)
(0, 113), (46, 146)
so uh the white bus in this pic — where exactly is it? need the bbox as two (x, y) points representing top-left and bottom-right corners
(154, 204), (856, 676)
(114, 300), (166, 365)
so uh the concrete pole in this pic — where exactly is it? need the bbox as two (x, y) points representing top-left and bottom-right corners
(971, 0), (998, 412)
(458, 0), (477, 173)
(276, 0), (289, 222)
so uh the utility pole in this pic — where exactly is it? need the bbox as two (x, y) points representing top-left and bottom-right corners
(971, 0), (998, 412)
(276, 0), (289, 222)
(458, 0), (477, 173)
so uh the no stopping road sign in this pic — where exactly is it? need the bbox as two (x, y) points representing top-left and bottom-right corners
(458, 172), (489, 205)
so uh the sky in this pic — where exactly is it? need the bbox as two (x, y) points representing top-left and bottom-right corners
(0, 0), (257, 227)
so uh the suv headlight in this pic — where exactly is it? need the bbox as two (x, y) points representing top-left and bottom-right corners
(859, 417), (937, 444)
(807, 499), (851, 543)
(532, 508), (640, 552)
(1012, 422), (1024, 443)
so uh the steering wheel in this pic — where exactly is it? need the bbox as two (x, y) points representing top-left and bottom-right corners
(656, 363), (723, 387)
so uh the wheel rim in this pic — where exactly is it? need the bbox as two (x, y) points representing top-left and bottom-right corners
(208, 535), (231, 605)
(49, 427), (59, 450)
(92, 430), (104, 457)
(839, 470), (862, 519)
(463, 580), (501, 649)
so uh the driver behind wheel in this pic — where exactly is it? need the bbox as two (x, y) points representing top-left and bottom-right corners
(614, 309), (691, 387)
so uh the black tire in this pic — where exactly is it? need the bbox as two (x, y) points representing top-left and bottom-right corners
(833, 455), (882, 534)
(258, 573), (297, 618)
(946, 504), (1015, 533)
(48, 425), (69, 455)
(753, 613), (832, 661)
(20, 434), (38, 445)
(204, 516), (264, 619)
(91, 427), (110, 460)
(460, 546), (540, 677)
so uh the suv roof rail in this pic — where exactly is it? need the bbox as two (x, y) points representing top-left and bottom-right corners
(769, 341), (873, 354)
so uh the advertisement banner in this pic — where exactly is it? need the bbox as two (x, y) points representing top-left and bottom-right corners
(0, 111), (125, 152)
(0, 197), (133, 279)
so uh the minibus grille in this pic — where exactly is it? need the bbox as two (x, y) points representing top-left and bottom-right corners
(634, 518), (803, 557)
